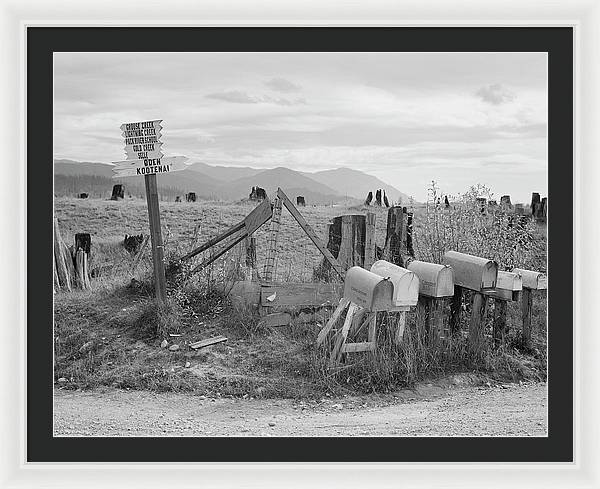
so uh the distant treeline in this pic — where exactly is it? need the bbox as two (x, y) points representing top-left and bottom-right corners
(54, 174), (187, 200)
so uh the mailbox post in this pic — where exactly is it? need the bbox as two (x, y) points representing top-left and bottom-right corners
(317, 261), (419, 366)
(406, 259), (455, 345)
(482, 270), (523, 347)
(442, 251), (498, 355)
(512, 268), (547, 349)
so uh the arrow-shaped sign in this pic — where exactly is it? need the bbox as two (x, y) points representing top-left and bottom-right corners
(124, 149), (164, 160)
(112, 156), (188, 178)
(122, 127), (162, 139)
(120, 120), (163, 132)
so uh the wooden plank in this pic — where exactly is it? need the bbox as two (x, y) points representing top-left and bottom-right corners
(394, 311), (407, 345)
(144, 174), (167, 304)
(190, 231), (248, 274)
(364, 212), (376, 269)
(53, 218), (71, 291)
(367, 313), (377, 343)
(341, 342), (375, 353)
(316, 298), (350, 346)
(260, 283), (343, 307)
(180, 221), (245, 262)
(429, 299), (445, 344)
(277, 188), (345, 279)
(263, 197), (282, 282)
(243, 198), (273, 235)
(521, 288), (533, 349)
(337, 215), (354, 270)
(330, 302), (359, 366)
(257, 312), (292, 328)
(189, 335), (228, 350)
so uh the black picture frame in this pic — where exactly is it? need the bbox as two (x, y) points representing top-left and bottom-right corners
(30, 26), (573, 463)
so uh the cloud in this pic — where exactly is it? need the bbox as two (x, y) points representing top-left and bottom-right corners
(264, 77), (302, 92)
(476, 84), (516, 105)
(205, 90), (306, 106)
(206, 90), (259, 104)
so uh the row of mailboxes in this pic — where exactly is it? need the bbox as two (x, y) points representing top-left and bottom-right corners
(406, 260), (454, 298)
(342, 254), (546, 311)
(343, 261), (419, 312)
(442, 251), (498, 291)
(512, 268), (547, 290)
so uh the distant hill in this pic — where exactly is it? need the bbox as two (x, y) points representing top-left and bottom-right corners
(54, 159), (409, 204)
(305, 167), (410, 204)
(216, 167), (343, 203)
(187, 161), (262, 182)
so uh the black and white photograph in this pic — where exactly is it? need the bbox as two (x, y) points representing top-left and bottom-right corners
(52, 50), (550, 439)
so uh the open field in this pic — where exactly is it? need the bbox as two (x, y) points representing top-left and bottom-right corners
(53, 196), (548, 400)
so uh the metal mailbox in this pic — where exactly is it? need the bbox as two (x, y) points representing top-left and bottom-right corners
(343, 266), (394, 311)
(512, 268), (547, 290)
(442, 251), (498, 291)
(370, 260), (419, 307)
(406, 260), (454, 298)
(484, 270), (523, 301)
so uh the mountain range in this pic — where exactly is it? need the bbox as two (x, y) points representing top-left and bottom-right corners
(53, 159), (410, 204)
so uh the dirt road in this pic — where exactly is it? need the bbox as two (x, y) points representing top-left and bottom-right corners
(54, 381), (547, 437)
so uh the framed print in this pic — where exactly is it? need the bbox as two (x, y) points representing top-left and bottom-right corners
(2, 0), (598, 487)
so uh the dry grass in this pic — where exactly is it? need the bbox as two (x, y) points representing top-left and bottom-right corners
(53, 191), (547, 397)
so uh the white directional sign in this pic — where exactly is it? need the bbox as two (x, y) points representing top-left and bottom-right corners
(112, 156), (188, 178)
(120, 120), (162, 132)
(124, 141), (164, 160)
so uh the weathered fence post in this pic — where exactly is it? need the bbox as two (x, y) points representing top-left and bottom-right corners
(263, 196), (282, 282)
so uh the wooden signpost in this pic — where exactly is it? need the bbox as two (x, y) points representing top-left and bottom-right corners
(112, 119), (188, 304)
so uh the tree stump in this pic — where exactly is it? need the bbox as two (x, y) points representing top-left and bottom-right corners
(75, 233), (91, 255)
(531, 192), (541, 216)
(383, 206), (414, 266)
(375, 189), (382, 206)
(111, 184), (124, 200)
(326, 214), (366, 270)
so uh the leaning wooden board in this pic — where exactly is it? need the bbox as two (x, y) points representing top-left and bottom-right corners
(260, 283), (343, 307)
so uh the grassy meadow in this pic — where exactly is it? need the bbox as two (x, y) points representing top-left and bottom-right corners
(53, 193), (548, 398)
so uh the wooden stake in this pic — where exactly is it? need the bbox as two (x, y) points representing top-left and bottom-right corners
(521, 288), (533, 349)
(449, 286), (463, 334)
(469, 292), (488, 355)
(429, 298), (444, 346)
(493, 299), (508, 347)
(144, 174), (167, 304)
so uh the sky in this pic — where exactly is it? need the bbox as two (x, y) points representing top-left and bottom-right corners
(54, 52), (547, 202)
